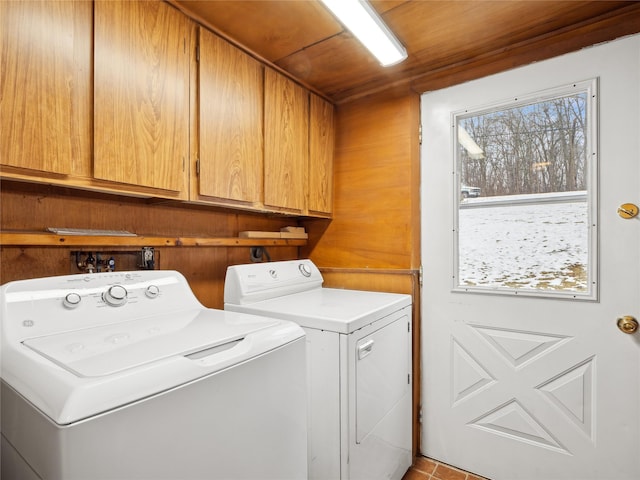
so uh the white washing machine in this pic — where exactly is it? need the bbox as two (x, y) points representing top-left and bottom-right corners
(1, 270), (308, 480)
(224, 259), (412, 480)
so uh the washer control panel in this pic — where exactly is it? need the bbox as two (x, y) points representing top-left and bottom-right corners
(1, 270), (201, 341)
(224, 259), (323, 305)
(63, 292), (82, 309)
(298, 263), (312, 277)
(102, 284), (129, 307)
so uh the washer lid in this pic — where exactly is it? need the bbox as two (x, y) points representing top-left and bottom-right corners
(226, 287), (411, 334)
(22, 309), (279, 377)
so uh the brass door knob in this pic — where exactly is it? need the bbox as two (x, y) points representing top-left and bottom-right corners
(617, 203), (639, 219)
(617, 316), (639, 334)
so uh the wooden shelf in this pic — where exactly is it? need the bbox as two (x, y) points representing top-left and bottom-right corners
(0, 232), (307, 248)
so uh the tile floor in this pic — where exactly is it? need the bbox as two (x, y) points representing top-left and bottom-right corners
(402, 456), (490, 480)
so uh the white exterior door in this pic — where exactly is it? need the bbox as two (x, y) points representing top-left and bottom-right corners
(420, 35), (640, 480)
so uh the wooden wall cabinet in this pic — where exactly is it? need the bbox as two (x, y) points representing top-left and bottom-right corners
(93, 0), (191, 198)
(1, 0), (333, 217)
(195, 32), (334, 217)
(198, 57), (334, 217)
(0, 0), (92, 179)
(194, 28), (264, 207)
(264, 68), (310, 214)
(308, 94), (334, 216)
(264, 71), (334, 216)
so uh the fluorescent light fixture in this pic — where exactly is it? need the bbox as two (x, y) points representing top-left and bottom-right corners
(458, 127), (485, 159)
(320, 0), (408, 67)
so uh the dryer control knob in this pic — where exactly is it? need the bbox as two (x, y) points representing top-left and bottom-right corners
(299, 263), (312, 277)
(145, 285), (160, 299)
(103, 284), (128, 307)
(63, 292), (82, 309)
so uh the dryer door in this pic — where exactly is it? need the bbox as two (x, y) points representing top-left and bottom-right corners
(355, 307), (412, 443)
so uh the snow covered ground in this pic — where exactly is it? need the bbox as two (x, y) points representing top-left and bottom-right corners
(458, 198), (589, 292)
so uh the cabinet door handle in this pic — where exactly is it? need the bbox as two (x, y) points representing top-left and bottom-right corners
(358, 339), (375, 360)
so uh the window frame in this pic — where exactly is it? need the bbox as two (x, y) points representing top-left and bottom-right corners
(451, 78), (599, 301)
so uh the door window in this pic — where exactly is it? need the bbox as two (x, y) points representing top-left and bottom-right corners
(454, 80), (598, 299)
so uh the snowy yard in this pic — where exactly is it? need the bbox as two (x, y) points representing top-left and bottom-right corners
(458, 198), (589, 292)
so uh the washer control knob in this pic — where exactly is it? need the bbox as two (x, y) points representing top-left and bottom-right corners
(63, 292), (82, 309)
(299, 263), (312, 277)
(103, 284), (128, 307)
(145, 285), (160, 299)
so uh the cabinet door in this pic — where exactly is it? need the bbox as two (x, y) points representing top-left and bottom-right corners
(309, 95), (334, 215)
(94, 0), (189, 194)
(0, 1), (91, 175)
(197, 28), (263, 204)
(264, 69), (309, 213)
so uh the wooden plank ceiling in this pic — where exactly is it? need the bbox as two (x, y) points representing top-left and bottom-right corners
(171, 0), (640, 103)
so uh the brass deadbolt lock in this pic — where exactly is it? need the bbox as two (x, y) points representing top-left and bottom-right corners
(617, 316), (639, 334)
(617, 203), (639, 219)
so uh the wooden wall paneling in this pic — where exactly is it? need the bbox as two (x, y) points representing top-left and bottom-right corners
(232, 213), (302, 264)
(303, 91), (420, 269)
(171, 0), (341, 66)
(0, 243), (300, 309)
(0, 182), (301, 307)
(0, 182), (304, 241)
(171, 0), (640, 103)
(408, 93), (422, 270)
(0, 187), (219, 238)
(0, 0), (92, 176)
(93, 0), (190, 195)
(158, 247), (227, 308)
(0, 247), (70, 285)
(409, 3), (640, 95)
(264, 69), (309, 213)
(0, 183), (299, 238)
(197, 27), (264, 205)
(320, 269), (414, 294)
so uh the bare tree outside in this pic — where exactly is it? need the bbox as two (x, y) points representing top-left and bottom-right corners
(459, 93), (587, 197)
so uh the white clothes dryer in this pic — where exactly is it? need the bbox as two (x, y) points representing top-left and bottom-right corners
(1, 270), (307, 480)
(224, 259), (412, 480)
